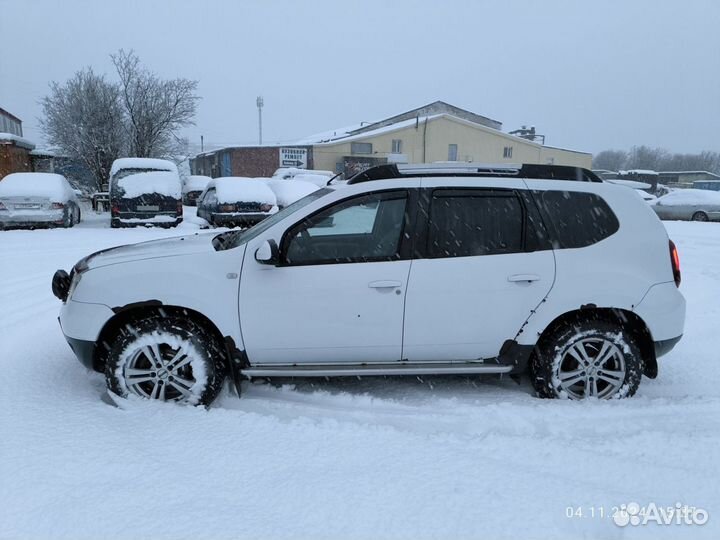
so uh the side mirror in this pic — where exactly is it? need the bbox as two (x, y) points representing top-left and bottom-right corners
(255, 239), (280, 265)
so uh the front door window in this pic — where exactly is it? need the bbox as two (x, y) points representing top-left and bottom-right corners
(283, 191), (408, 265)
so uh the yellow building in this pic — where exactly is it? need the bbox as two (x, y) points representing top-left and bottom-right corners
(304, 101), (591, 176)
(190, 101), (592, 179)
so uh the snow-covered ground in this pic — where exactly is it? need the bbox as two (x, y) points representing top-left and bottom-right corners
(1, 209), (719, 540)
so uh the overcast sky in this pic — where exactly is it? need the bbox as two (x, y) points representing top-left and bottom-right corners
(1, 0), (719, 155)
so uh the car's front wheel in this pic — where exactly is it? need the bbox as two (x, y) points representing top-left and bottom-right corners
(531, 320), (643, 399)
(105, 315), (227, 406)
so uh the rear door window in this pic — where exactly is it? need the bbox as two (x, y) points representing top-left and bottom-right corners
(427, 189), (524, 258)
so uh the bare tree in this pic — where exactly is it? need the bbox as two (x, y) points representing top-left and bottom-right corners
(40, 68), (126, 191)
(594, 146), (720, 175)
(625, 145), (671, 171)
(592, 150), (627, 171)
(111, 49), (199, 158)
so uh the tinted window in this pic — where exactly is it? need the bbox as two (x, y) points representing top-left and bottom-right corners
(428, 190), (524, 258)
(537, 190), (619, 249)
(284, 191), (408, 265)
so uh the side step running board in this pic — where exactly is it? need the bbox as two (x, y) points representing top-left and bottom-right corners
(243, 363), (513, 378)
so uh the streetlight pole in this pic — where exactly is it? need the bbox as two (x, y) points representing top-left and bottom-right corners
(256, 96), (264, 145)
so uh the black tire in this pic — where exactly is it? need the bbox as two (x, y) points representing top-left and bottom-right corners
(531, 319), (643, 400)
(110, 218), (120, 229)
(692, 211), (709, 222)
(105, 315), (227, 406)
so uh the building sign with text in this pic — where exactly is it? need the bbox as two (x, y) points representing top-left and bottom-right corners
(279, 148), (308, 168)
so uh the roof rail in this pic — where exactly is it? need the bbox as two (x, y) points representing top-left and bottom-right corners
(346, 163), (603, 184)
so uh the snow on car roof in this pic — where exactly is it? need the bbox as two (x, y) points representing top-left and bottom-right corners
(291, 173), (334, 187)
(206, 177), (277, 205)
(184, 175), (212, 192)
(264, 178), (319, 207)
(110, 157), (178, 177)
(656, 188), (720, 206)
(0, 172), (74, 201)
(272, 167), (334, 179)
(117, 171), (181, 199)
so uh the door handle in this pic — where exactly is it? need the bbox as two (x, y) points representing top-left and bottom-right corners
(368, 280), (402, 288)
(507, 274), (541, 283)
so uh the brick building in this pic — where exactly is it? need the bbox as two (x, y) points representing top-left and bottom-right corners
(0, 108), (35, 180)
(192, 145), (315, 178)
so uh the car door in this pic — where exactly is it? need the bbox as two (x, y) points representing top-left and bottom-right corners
(239, 188), (415, 364)
(402, 183), (555, 361)
(198, 188), (216, 221)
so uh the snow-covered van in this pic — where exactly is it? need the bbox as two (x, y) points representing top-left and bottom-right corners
(109, 158), (182, 228)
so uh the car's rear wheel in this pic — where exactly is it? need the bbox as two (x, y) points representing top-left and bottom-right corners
(531, 320), (642, 399)
(105, 315), (227, 406)
(692, 211), (709, 222)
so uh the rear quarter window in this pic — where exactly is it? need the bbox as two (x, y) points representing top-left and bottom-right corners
(535, 190), (619, 249)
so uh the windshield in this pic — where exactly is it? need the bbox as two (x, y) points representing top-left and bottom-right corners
(213, 187), (333, 251)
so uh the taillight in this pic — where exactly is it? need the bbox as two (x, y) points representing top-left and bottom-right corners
(51, 202), (65, 209)
(219, 204), (237, 212)
(260, 203), (272, 212)
(177, 200), (183, 215)
(669, 239), (681, 287)
(111, 202), (119, 216)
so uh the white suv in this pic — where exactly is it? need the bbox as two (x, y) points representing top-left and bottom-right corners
(52, 164), (685, 405)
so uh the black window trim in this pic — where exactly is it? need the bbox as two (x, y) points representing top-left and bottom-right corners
(278, 188), (418, 267)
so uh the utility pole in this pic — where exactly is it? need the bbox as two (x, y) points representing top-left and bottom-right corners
(256, 96), (264, 145)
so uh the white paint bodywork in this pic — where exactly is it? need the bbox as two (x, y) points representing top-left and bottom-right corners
(59, 175), (685, 371)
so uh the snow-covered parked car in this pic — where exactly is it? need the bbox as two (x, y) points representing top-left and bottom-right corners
(53, 163), (686, 406)
(109, 158), (182, 228)
(290, 173), (335, 188)
(182, 175), (212, 206)
(651, 189), (720, 222)
(0, 172), (81, 229)
(197, 177), (278, 227)
(272, 167), (337, 181)
(265, 178), (319, 209)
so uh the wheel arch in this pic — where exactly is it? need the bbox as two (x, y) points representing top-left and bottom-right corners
(535, 307), (657, 378)
(93, 304), (231, 374)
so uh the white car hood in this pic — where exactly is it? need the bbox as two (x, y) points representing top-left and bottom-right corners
(78, 233), (218, 271)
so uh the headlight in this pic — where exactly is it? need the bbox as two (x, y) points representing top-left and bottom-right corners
(67, 270), (81, 300)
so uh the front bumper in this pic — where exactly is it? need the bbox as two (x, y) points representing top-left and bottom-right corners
(59, 299), (115, 370)
(211, 212), (271, 226)
(63, 334), (98, 371)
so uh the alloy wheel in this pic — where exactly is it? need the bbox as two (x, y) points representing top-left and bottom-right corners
(556, 337), (626, 399)
(123, 342), (197, 401)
